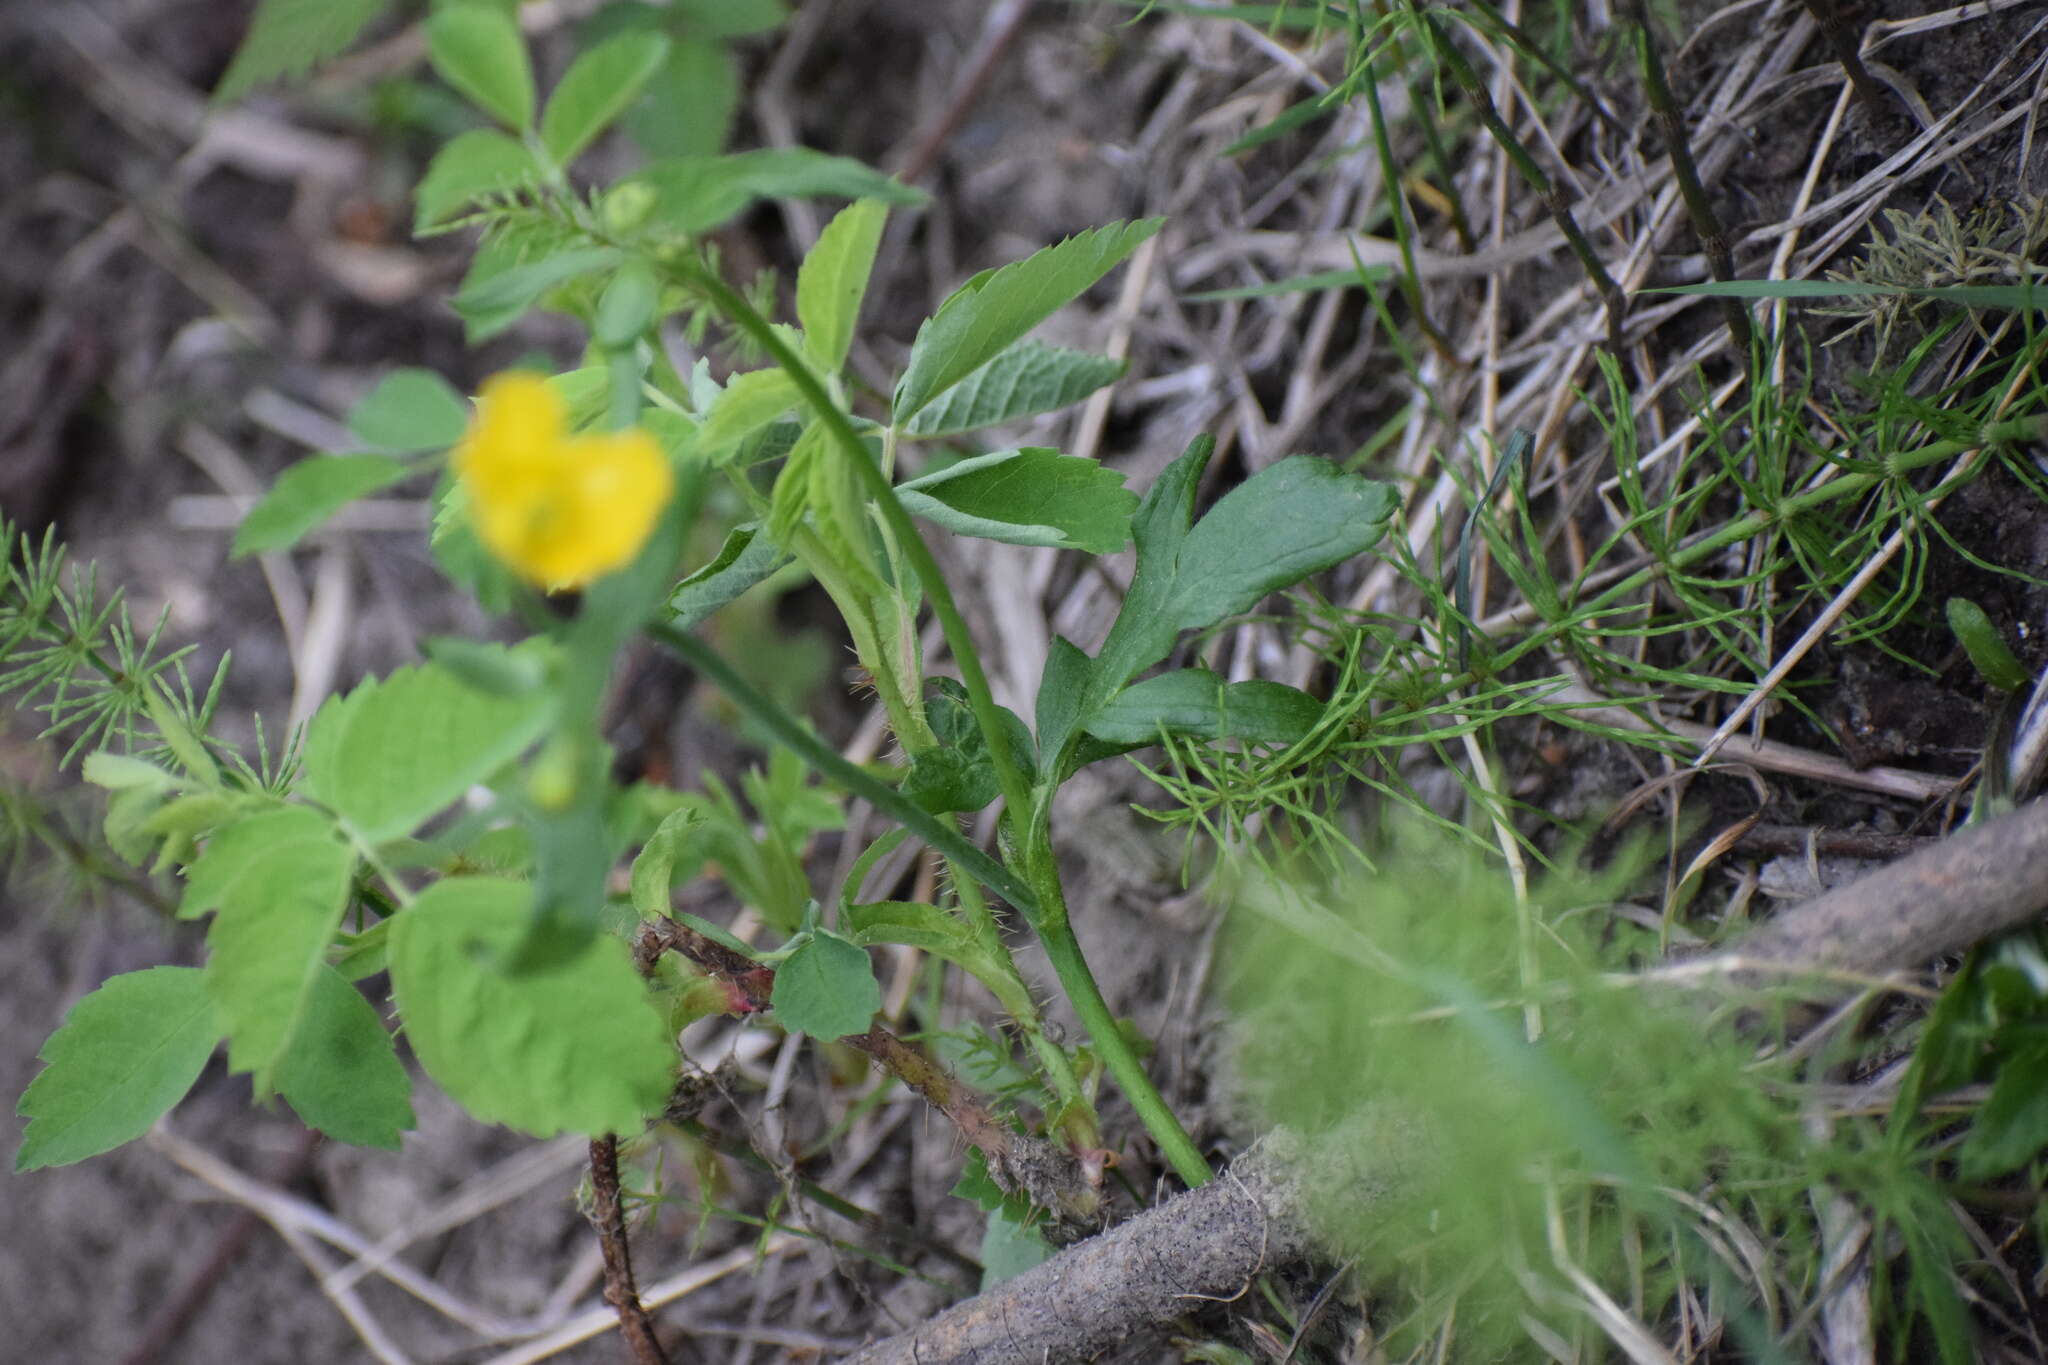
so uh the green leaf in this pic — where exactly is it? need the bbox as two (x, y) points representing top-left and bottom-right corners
(594, 260), (661, 349)
(667, 523), (792, 630)
(1039, 435), (1215, 765)
(893, 219), (1162, 424)
(1163, 455), (1398, 633)
(900, 678), (1033, 814)
(415, 129), (541, 232)
(215, 0), (391, 102)
(618, 149), (924, 238)
(796, 199), (888, 375)
(348, 369), (471, 451)
(979, 1203), (1056, 1288)
(422, 635), (552, 697)
(770, 930), (880, 1040)
(699, 368), (802, 460)
(426, 2), (535, 130)
(1223, 89), (1338, 156)
(624, 37), (737, 158)
(897, 448), (1136, 554)
(1083, 670), (1324, 748)
(541, 31), (673, 164)
(629, 805), (708, 919)
(276, 967), (413, 1149)
(844, 901), (1006, 984)
(389, 878), (676, 1136)
(232, 454), (410, 558)
(1958, 1044), (2048, 1180)
(903, 341), (1126, 438)
(453, 247), (621, 343)
(300, 651), (555, 845)
(15, 967), (221, 1171)
(185, 806), (356, 1089)
(1648, 279), (2048, 310)
(1947, 598), (2028, 692)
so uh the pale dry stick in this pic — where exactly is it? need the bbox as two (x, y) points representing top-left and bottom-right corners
(1865, 0), (2041, 47)
(1558, 1257), (1681, 1365)
(1786, 36), (2048, 277)
(270, 1216), (416, 1365)
(244, 387), (354, 452)
(326, 1135), (589, 1295)
(150, 1127), (577, 1340)
(750, 0), (835, 250)
(481, 1241), (800, 1365)
(1552, 676), (1952, 803)
(1071, 232), (1160, 463)
(176, 424), (308, 667)
(167, 495), (428, 534)
(292, 542), (353, 728)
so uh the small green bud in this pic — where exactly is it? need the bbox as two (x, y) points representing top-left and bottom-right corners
(601, 181), (657, 234)
(1947, 596), (2028, 692)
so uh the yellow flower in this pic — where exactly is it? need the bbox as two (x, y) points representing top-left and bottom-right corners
(453, 372), (673, 591)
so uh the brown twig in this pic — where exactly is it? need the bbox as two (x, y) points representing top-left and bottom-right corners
(633, 918), (1104, 1228)
(843, 1133), (1324, 1365)
(894, 0), (1039, 184)
(1705, 796), (2048, 979)
(1796, 0), (1892, 119)
(588, 1134), (671, 1365)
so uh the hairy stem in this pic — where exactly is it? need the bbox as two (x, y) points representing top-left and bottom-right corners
(587, 1134), (670, 1365)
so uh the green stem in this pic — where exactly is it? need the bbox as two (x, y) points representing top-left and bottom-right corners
(663, 260), (1034, 824)
(651, 624), (1032, 909)
(1025, 848), (1213, 1186)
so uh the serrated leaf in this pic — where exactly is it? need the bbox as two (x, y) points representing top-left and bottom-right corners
(770, 930), (880, 1040)
(897, 448), (1135, 554)
(349, 369), (470, 451)
(629, 806), (707, 919)
(388, 877), (675, 1136)
(453, 247), (620, 343)
(1163, 455), (1399, 633)
(797, 199), (888, 375)
(1958, 1044), (2048, 1180)
(415, 129), (541, 231)
(618, 148), (924, 238)
(541, 31), (672, 164)
(232, 454), (410, 557)
(698, 367), (801, 459)
(185, 806), (356, 1089)
(904, 342), (1126, 439)
(215, 0), (391, 102)
(15, 967), (221, 1172)
(893, 219), (1161, 424)
(300, 652), (554, 845)
(427, 2), (535, 130)
(277, 967), (413, 1148)
(667, 523), (792, 630)
(1083, 670), (1324, 748)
